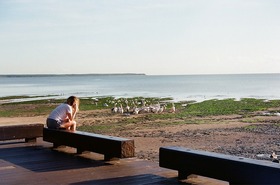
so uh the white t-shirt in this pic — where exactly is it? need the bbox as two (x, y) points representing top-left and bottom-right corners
(48, 103), (72, 122)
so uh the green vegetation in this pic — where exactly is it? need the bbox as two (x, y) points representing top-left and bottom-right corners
(79, 96), (173, 111)
(0, 95), (57, 100)
(79, 124), (115, 133)
(2, 96), (279, 134)
(1, 97), (280, 118)
(179, 98), (280, 116)
(0, 96), (172, 117)
(145, 98), (280, 121)
(243, 125), (259, 131)
(0, 95), (32, 100)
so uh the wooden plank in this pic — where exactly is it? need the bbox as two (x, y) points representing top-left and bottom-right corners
(159, 146), (280, 185)
(0, 123), (44, 142)
(0, 139), (179, 185)
(43, 128), (135, 160)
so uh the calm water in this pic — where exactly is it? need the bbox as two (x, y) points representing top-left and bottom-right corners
(0, 74), (280, 102)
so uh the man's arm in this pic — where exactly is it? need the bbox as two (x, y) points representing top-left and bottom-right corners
(72, 104), (79, 119)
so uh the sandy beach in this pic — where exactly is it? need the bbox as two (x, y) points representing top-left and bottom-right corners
(1, 108), (280, 163)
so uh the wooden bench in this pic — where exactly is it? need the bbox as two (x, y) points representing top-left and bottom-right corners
(0, 123), (44, 142)
(43, 127), (135, 161)
(159, 146), (280, 185)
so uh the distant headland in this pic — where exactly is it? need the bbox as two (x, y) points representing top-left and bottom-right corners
(0, 73), (146, 77)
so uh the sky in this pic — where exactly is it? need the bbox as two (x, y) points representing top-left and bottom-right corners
(1, 0), (280, 75)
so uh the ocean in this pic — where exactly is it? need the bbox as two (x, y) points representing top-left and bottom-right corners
(0, 73), (280, 102)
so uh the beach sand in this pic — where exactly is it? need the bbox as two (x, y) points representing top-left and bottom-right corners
(0, 116), (45, 125)
(1, 109), (280, 163)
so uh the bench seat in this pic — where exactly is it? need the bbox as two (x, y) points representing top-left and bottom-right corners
(0, 123), (44, 142)
(159, 146), (280, 185)
(43, 127), (135, 161)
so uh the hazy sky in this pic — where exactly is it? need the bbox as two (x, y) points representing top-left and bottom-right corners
(1, 0), (280, 75)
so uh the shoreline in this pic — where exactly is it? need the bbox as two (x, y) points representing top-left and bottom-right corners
(1, 94), (280, 105)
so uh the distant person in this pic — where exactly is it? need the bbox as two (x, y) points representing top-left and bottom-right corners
(46, 96), (79, 131)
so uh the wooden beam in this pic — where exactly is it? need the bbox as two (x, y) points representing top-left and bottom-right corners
(43, 128), (135, 160)
(159, 146), (280, 185)
(0, 123), (44, 142)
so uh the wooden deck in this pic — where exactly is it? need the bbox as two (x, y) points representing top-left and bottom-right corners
(0, 138), (181, 185)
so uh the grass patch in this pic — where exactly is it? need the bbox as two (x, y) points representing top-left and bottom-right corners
(0, 95), (32, 100)
(243, 125), (258, 131)
(178, 98), (280, 117)
(78, 124), (115, 134)
(0, 96), (174, 117)
(2, 96), (280, 134)
(0, 95), (58, 100)
(1, 97), (280, 119)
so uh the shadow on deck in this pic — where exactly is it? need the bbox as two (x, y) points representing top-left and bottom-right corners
(0, 138), (182, 185)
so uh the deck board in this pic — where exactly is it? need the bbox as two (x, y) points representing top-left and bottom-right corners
(0, 138), (181, 185)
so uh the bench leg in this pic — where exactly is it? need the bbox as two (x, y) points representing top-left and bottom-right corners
(53, 143), (64, 149)
(104, 154), (118, 161)
(77, 148), (86, 154)
(178, 170), (190, 180)
(25, 138), (36, 143)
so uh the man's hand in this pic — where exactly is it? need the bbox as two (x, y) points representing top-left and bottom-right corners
(73, 104), (79, 113)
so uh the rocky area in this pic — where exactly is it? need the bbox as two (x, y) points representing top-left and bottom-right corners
(110, 115), (280, 163)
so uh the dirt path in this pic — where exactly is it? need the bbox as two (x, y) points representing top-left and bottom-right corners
(0, 116), (45, 125)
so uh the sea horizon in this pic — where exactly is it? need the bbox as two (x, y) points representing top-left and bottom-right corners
(1, 73), (280, 103)
(1, 72), (280, 77)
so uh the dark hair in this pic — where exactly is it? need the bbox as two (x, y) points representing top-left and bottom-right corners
(66, 96), (79, 106)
